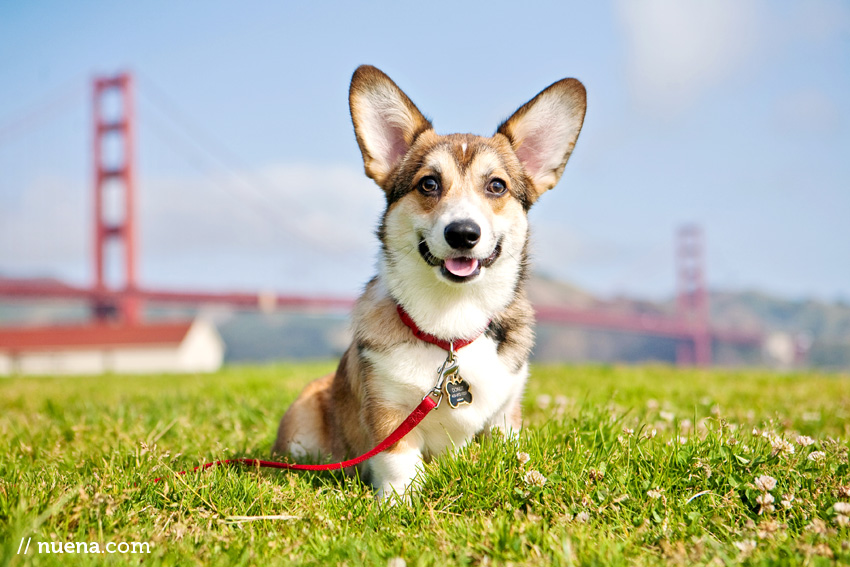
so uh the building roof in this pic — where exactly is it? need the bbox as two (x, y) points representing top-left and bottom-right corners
(0, 321), (195, 352)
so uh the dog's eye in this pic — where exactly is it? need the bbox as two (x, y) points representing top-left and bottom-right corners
(486, 178), (508, 196)
(418, 176), (440, 195)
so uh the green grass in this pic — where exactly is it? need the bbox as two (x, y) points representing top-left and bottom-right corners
(1, 363), (849, 566)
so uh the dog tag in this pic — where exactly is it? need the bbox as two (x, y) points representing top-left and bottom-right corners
(444, 374), (473, 408)
(430, 344), (473, 409)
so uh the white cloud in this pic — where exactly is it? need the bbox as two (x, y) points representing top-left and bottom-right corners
(141, 163), (383, 256)
(1, 163), (387, 293)
(140, 162), (387, 292)
(615, 1), (850, 116)
(615, 0), (766, 114)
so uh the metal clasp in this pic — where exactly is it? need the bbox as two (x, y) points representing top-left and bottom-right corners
(423, 341), (459, 409)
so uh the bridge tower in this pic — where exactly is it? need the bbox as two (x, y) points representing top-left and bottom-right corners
(676, 224), (711, 365)
(92, 73), (140, 324)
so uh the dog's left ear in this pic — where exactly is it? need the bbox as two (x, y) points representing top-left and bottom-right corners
(349, 65), (433, 188)
(497, 78), (586, 199)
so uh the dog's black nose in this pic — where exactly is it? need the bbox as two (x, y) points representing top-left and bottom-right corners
(444, 220), (481, 250)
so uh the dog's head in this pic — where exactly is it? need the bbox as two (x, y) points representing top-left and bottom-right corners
(349, 65), (586, 332)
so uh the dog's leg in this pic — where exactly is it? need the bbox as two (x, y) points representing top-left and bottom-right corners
(272, 374), (333, 459)
(369, 437), (425, 502)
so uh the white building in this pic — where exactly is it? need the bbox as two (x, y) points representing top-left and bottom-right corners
(0, 318), (224, 376)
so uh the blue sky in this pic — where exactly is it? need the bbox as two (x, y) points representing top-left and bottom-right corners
(1, 1), (848, 301)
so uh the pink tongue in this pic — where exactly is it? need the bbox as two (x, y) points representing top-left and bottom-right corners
(444, 257), (479, 277)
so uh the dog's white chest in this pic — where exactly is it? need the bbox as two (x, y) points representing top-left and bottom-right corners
(364, 336), (526, 456)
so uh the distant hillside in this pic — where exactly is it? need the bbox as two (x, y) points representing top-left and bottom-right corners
(709, 290), (850, 369)
(519, 276), (849, 369)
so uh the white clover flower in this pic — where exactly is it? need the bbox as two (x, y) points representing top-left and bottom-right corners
(834, 502), (850, 515)
(622, 427), (634, 436)
(757, 493), (775, 505)
(754, 475), (777, 492)
(536, 395), (551, 410)
(575, 511), (590, 523)
(781, 494), (795, 510)
(647, 488), (664, 499)
(808, 451), (826, 462)
(796, 435), (816, 447)
(768, 434), (795, 456)
(516, 452), (531, 465)
(835, 515), (849, 527)
(659, 411), (675, 422)
(756, 493), (775, 514)
(734, 540), (757, 554)
(805, 519), (828, 535)
(523, 470), (547, 488)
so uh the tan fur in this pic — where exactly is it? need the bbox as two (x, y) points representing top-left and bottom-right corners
(273, 373), (333, 459)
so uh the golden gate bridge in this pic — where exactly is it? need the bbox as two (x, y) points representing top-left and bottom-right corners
(0, 72), (762, 366)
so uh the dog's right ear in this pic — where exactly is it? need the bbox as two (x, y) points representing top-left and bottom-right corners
(349, 65), (433, 187)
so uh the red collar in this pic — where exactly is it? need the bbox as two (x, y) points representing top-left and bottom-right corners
(396, 304), (487, 352)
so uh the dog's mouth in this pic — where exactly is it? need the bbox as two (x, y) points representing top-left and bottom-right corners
(418, 240), (502, 283)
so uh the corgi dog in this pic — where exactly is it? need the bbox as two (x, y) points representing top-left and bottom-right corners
(273, 65), (586, 499)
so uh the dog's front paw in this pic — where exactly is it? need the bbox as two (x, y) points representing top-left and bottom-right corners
(375, 483), (413, 506)
(370, 449), (423, 505)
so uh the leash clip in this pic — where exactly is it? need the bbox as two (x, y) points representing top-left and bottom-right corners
(424, 342), (459, 410)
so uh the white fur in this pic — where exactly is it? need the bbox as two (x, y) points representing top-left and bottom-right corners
(363, 315), (528, 495)
(371, 445), (426, 500)
(288, 431), (324, 459)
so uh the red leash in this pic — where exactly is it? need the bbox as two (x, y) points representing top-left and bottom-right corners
(153, 396), (437, 483)
(154, 306), (481, 484)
